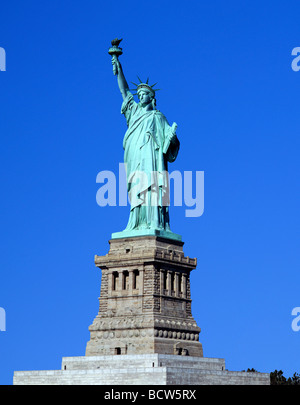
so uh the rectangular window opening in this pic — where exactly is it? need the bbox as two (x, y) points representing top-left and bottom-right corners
(112, 272), (119, 291)
(133, 269), (139, 289)
(123, 270), (129, 290)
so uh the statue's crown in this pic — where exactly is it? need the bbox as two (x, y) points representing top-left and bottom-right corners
(131, 77), (160, 96)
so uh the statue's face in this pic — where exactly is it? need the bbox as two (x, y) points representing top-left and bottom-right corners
(138, 90), (152, 106)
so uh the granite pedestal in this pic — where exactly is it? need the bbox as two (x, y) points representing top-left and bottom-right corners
(13, 236), (270, 385)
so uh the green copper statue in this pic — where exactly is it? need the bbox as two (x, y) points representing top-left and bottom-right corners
(109, 39), (181, 241)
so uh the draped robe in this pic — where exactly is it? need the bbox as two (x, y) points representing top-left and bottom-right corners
(121, 92), (180, 231)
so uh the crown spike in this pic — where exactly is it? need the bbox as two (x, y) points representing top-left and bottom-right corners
(130, 76), (160, 95)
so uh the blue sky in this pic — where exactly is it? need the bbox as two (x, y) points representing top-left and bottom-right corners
(0, 0), (299, 384)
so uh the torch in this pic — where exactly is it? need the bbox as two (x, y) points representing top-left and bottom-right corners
(108, 38), (123, 75)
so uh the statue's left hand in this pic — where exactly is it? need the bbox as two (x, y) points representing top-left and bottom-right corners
(171, 122), (177, 134)
(168, 122), (178, 142)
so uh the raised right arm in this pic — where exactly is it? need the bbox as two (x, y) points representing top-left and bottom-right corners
(112, 58), (129, 100)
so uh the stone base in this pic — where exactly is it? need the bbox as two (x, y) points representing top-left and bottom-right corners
(13, 354), (270, 385)
(85, 236), (203, 358)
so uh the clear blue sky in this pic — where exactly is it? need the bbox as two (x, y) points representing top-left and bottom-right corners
(0, 0), (299, 385)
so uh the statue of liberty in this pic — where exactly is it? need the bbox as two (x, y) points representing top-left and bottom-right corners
(109, 39), (181, 241)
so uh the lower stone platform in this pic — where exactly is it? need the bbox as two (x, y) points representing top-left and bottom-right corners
(13, 354), (270, 385)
